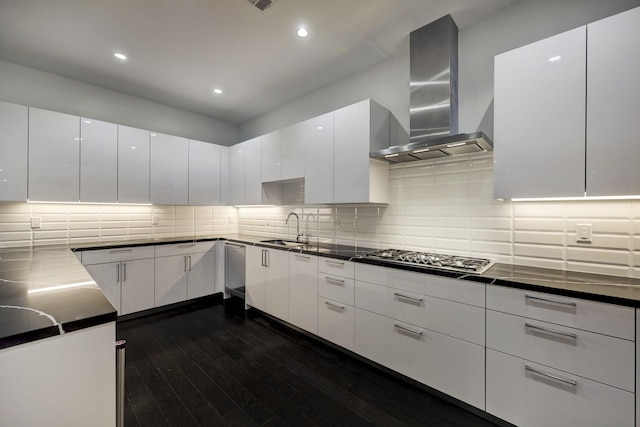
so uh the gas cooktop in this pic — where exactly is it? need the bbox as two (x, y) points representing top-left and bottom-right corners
(364, 249), (493, 274)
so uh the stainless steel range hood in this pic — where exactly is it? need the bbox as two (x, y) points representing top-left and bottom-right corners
(371, 15), (492, 164)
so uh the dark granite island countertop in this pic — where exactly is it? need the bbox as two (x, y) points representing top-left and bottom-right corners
(0, 245), (116, 349)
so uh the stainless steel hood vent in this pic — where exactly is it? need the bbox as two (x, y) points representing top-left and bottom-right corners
(371, 15), (492, 164)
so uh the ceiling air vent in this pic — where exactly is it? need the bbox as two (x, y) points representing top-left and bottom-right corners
(246, 0), (273, 11)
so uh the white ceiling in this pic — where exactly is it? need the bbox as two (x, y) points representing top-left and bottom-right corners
(0, 0), (516, 125)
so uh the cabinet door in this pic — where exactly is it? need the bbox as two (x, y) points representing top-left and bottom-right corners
(261, 130), (281, 183)
(117, 125), (150, 203)
(220, 146), (230, 206)
(0, 101), (27, 201)
(264, 248), (290, 321)
(121, 258), (155, 315)
(80, 118), (117, 203)
(187, 250), (215, 299)
(334, 100), (370, 204)
(289, 253), (318, 333)
(586, 6), (640, 196)
(281, 124), (304, 180)
(150, 132), (189, 205)
(304, 112), (334, 204)
(84, 262), (121, 314)
(244, 136), (262, 205)
(245, 245), (266, 310)
(318, 297), (354, 351)
(493, 27), (586, 199)
(154, 255), (188, 306)
(229, 142), (245, 206)
(28, 107), (80, 202)
(188, 139), (221, 205)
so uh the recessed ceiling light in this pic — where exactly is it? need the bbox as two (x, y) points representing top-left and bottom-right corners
(317, 126), (323, 130)
(83, 120), (92, 124)
(114, 52), (127, 60)
(549, 55), (562, 62)
(150, 133), (157, 137)
(213, 88), (223, 95)
(297, 27), (308, 38)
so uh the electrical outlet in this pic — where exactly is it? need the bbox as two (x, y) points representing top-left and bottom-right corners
(576, 224), (592, 243)
(31, 217), (41, 229)
(151, 215), (160, 226)
(333, 218), (341, 229)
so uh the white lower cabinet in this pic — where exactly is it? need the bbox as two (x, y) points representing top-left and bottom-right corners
(318, 296), (355, 351)
(246, 246), (289, 320)
(120, 259), (156, 315)
(486, 349), (634, 427)
(154, 254), (188, 306)
(355, 308), (485, 409)
(246, 245), (266, 311)
(288, 253), (318, 334)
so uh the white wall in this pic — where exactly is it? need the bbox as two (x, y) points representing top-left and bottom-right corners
(0, 60), (239, 145)
(239, 0), (640, 141)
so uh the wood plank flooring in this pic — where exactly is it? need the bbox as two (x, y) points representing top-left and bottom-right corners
(117, 298), (503, 427)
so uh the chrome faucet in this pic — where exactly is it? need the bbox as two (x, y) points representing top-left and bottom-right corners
(286, 212), (303, 243)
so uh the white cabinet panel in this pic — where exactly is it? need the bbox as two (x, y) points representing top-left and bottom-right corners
(188, 250), (216, 299)
(228, 142), (245, 206)
(80, 118), (118, 203)
(494, 27), (586, 198)
(303, 112), (334, 204)
(586, 6), (640, 196)
(220, 146), (230, 206)
(319, 274), (355, 306)
(117, 125), (150, 203)
(264, 248), (289, 321)
(486, 349), (634, 427)
(188, 139), (221, 205)
(288, 253), (318, 334)
(150, 132), (189, 205)
(261, 130), (281, 183)
(245, 245), (266, 310)
(80, 246), (155, 265)
(84, 262), (122, 313)
(319, 258), (355, 278)
(244, 136), (262, 205)
(154, 254), (188, 306)
(0, 101), (27, 201)
(281, 124), (304, 180)
(318, 296), (355, 351)
(28, 107), (80, 202)
(120, 258), (155, 315)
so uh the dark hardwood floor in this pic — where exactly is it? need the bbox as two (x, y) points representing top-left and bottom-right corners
(117, 298), (502, 427)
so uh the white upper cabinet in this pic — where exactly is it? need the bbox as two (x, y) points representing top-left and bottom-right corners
(261, 130), (281, 183)
(281, 124), (304, 180)
(188, 139), (221, 205)
(220, 145), (230, 206)
(0, 101), (27, 201)
(334, 99), (390, 204)
(586, 6), (640, 196)
(28, 107), (80, 202)
(244, 136), (262, 205)
(80, 118), (118, 203)
(228, 142), (245, 206)
(493, 26), (587, 199)
(150, 132), (189, 205)
(304, 112), (334, 204)
(117, 125), (150, 204)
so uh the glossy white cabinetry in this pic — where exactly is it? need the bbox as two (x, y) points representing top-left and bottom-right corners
(154, 254), (188, 306)
(245, 245), (266, 310)
(281, 124), (304, 180)
(229, 142), (245, 206)
(0, 322), (116, 427)
(245, 245), (289, 319)
(288, 252), (318, 334)
(586, 6), (640, 196)
(261, 130), (281, 183)
(333, 99), (389, 204)
(244, 137), (262, 205)
(120, 258), (156, 315)
(220, 146), (230, 206)
(117, 125), (150, 203)
(80, 118), (118, 203)
(83, 262), (124, 313)
(188, 139), (221, 205)
(0, 101), (28, 201)
(303, 112), (334, 204)
(150, 132), (189, 205)
(494, 26), (587, 199)
(317, 258), (355, 350)
(28, 107), (80, 202)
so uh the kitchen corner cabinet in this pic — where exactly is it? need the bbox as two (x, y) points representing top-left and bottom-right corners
(80, 118), (118, 203)
(229, 142), (245, 206)
(118, 125), (150, 203)
(219, 146), (230, 205)
(28, 107), (80, 202)
(0, 101), (28, 201)
(586, 6), (640, 196)
(303, 112), (335, 204)
(150, 132), (189, 205)
(493, 26), (586, 199)
(261, 130), (282, 183)
(188, 139), (221, 205)
(244, 136), (263, 205)
(333, 99), (390, 204)
(288, 252), (318, 334)
(245, 246), (289, 319)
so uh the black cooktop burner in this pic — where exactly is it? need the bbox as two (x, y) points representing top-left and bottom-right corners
(365, 249), (492, 273)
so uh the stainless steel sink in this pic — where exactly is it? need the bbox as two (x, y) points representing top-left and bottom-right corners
(259, 239), (315, 250)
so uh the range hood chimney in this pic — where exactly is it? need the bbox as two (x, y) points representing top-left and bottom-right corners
(371, 15), (492, 163)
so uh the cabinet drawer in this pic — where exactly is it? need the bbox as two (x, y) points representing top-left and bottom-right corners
(486, 349), (634, 427)
(154, 241), (215, 257)
(81, 246), (155, 264)
(486, 285), (634, 340)
(355, 281), (484, 345)
(487, 310), (634, 391)
(319, 274), (354, 306)
(355, 264), (485, 307)
(355, 308), (485, 410)
(318, 297), (354, 351)
(319, 258), (354, 279)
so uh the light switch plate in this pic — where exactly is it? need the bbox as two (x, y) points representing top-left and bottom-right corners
(31, 217), (41, 228)
(151, 215), (160, 226)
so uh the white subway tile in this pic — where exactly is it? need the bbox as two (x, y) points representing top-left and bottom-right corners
(565, 201), (631, 219)
(514, 244), (564, 260)
(513, 202), (566, 218)
(514, 231), (564, 246)
(565, 261), (631, 278)
(566, 247), (631, 266)
(514, 218), (564, 232)
(513, 256), (565, 271)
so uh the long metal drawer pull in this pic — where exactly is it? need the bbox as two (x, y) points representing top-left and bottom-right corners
(394, 324), (423, 336)
(325, 301), (345, 310)
(394, 292), (423, 303)
(179, 243), (196, 248)
(326, 260), (345, 266)
(325, 276), (345, 284)
(110, 249), (133, 253)
(225, 243), (244, 249)
(525, 365), (577, 387)
(525, 295), (576, 308)
(295, 254), (311, 260)
(525, 323), (577, 340)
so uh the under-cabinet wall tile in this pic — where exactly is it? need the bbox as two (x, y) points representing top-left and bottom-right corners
(514, 243), (564, 260)
(514, 218), (565, 232)
(566, 247), (631, 266)
(513, 256), (565, 271)
(514, 231), (564, 246)
(565, 201), (632, 219)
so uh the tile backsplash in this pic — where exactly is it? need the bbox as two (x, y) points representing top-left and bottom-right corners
(1, 152), (638, 278)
